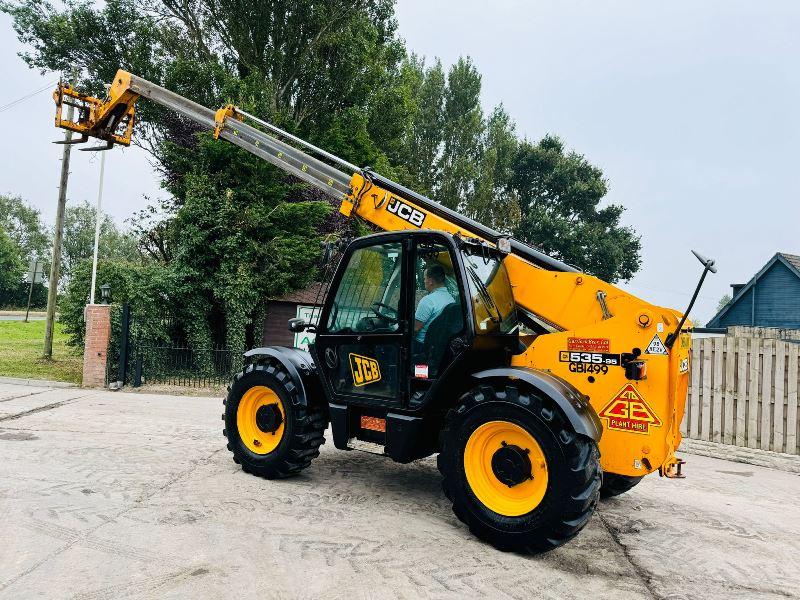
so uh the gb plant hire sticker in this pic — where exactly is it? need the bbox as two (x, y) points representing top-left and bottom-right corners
(645, 334), (668, 355)
(599, 384), (663, 434)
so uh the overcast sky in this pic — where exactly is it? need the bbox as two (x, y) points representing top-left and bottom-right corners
(1, 1), (798, 323)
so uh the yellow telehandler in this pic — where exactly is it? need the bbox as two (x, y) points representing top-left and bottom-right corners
(53, 71), (715, 552)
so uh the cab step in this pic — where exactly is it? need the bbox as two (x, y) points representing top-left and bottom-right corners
(347, 438), (386, 455)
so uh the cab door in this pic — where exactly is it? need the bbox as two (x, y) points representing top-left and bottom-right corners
(313, 237), (408, 408)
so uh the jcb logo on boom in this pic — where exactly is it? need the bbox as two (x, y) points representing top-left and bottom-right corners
(349, 353), (382, 386)
(386, 196), (426, 227)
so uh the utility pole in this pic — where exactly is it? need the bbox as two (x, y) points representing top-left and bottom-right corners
(43, 100), (74, 358)
(89, 150), (106, 304)
(24, 259), (40, 323)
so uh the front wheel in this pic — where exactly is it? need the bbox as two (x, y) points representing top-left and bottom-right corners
(438, 383), (601, 553)
(223, 361), (327, 478)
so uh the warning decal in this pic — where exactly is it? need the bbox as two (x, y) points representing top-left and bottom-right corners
(645, 334), (668, 355)
(567, 337), (610, 352)
(599, 384), (662, 434)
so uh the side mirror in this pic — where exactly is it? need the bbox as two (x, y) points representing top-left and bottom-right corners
(288, 318), (306, 333)
(288, 318), (317, 334)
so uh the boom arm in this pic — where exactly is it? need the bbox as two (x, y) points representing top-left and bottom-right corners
(53, 70), (639, 331)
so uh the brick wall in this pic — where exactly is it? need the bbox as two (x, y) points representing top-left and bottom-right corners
(82, 304), (111, 388)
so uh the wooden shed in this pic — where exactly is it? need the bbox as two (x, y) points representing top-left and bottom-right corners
(706, 253), (800, 329)
(261, 282), (324, 349)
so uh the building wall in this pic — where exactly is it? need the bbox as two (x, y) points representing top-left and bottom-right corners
(715, 261), (800, 329)
(262, 301), (298, 347)
(753, 261), (800, 328)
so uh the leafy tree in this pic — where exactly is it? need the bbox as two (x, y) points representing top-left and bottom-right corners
(0, 194), (50, 262)
(437, 57), (483, 210)
(62, 200), (139, 279)
(3, 0), (645, 346)
(167, 136), (332, 351)
(404, 57), (446, 195)
(470, 105), (519, 231)
(510, 136), (641, 282)
(0, 225), (25, 299)
(716, 293), (732, 312)
(59, 258), (175, 348)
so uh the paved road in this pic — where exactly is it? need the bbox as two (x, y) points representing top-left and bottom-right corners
(0, 382), (798, 600)
(0, 315), (45, 320)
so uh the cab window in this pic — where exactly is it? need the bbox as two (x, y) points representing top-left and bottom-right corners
(462, 251), (517, 335)
(326, 242), (402, 334)
(411, 241), (465, 377)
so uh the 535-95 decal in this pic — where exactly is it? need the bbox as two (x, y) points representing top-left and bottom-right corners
(559, 351), (621, 374)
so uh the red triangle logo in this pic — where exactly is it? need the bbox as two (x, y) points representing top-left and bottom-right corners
(599, 384), (662, 434)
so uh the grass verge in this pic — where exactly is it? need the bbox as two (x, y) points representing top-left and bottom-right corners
(0, 320), (82, 384)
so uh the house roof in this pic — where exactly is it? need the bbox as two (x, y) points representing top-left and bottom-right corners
(271, 282), (325, 305)
(782, 252), (800, 273)
(707, 252), (800, 327)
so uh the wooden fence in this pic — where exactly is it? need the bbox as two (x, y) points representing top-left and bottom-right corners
(681, 337), (799, 454)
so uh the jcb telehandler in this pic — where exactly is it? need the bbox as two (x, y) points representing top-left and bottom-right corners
(53, 71), (715, 552)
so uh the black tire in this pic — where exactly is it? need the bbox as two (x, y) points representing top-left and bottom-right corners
(223, 360), (327, 478)
(600, 473), (643, 499)
(438, 383), (601, 553)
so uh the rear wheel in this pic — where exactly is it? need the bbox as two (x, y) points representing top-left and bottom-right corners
(223, 361), (327, 478)
(438, 383), (601, 553)
(600, 473), (643, 499)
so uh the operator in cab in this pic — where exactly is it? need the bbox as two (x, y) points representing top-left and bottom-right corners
(414, 264), (455, 355)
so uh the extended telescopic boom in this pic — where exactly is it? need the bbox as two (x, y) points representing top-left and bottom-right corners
(53, 70), (575, 274)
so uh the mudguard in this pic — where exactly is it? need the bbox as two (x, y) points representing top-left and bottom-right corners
(472, 367), (602, 442)
(243, 346), (322, 409)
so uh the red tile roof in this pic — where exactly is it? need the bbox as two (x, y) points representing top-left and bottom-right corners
(271, 282), (325, 305)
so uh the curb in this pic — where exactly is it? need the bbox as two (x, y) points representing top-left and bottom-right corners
(0, 376), (77, 388)
(679, 438), (800, 475)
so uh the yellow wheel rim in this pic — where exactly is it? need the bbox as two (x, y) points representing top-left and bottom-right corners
(463, 421), (549, 517)
(237, 386), (285, 455)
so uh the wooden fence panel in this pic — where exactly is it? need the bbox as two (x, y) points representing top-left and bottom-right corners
(787, 344), (798, 455)
(681, 337), (800, 454)
(723, 337), (736, 445)
(701, 338), (713, 441)
(690, 342), (702, 439)
(760, 339), (773, 451)
(683, 335), (800, 454)
(774, 343), (785, 453)
(712, 337), (723, 443)
(736, 338), (748, 447)
(747, 338), (761, 449)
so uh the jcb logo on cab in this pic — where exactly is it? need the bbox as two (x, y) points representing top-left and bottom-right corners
(349, 353), (381, 386)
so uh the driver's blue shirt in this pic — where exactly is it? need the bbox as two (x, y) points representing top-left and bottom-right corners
(415, 287), (455, 343)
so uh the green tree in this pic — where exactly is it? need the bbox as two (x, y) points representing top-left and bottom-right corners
(470, 105), (519, 231)
(3, 0), (645, 344)
(510, 136), (641, 282)
(717, 293), (732, 312)
(59, 258), (175, 347)
(165, 135), (332, 351)
(437, 57), (483, 210)
(0, 225), (25, 299)
(404, 57), (446, 195)
(62, 201), (139, 279)
(0, 194), (50, 261)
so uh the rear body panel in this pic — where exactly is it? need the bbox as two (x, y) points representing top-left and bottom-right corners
(509, 268), (690, 476)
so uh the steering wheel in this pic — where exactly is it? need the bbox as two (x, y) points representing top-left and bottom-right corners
(371, 302), (399, 324)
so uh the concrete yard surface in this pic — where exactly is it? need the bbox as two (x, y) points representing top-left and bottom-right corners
(0, 382), (798, 600)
